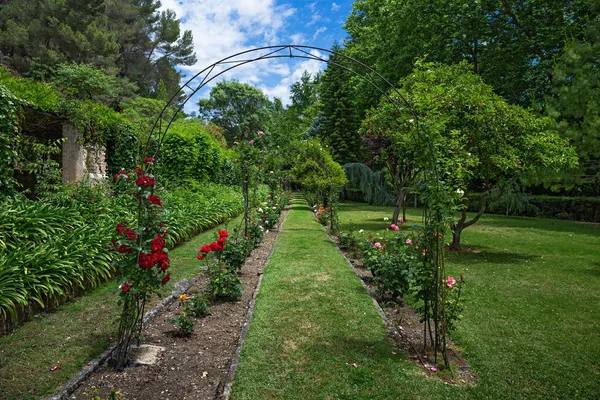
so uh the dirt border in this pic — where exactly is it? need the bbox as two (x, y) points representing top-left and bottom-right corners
(49, 202), (292, 400)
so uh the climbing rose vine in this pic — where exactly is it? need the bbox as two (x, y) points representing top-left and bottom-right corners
(110, 157), (170, 369)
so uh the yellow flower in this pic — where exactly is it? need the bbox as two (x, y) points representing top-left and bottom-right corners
(180, 294), (187, 301)
(269, 171), (274, 174)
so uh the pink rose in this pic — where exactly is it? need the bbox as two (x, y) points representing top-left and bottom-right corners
(249, 140), (254, 145)
(257, 131), (264, 136)
(398, 218), (404, 223)
(406, 239), (412, 245)
(390, 224), (399, 231)
(374, 242), (382, 249)
(447, 276), (456, 288)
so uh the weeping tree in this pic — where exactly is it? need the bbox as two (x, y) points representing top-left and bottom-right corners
(342, 162), (396, 206)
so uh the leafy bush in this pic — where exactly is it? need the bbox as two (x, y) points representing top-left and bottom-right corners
(467, 192), (600, 222)
(205, 262), (243, 301)
(0, 182), (244, 329)
(157, 119), (234, 184)
(186, 294), (211, 317)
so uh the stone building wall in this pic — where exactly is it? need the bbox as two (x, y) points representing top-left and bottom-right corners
(61, 123), (107, 184)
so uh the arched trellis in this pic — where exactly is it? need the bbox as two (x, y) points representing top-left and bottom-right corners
(144, 44), (450, 367)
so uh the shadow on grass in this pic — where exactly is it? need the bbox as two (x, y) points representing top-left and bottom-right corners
(447, 248), (538, 265)
(585, 262), (600, 277)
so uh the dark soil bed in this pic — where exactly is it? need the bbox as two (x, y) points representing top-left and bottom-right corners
(68, 206), (291, 400)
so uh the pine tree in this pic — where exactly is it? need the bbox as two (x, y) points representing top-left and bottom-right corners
(318, 44), (363, 165)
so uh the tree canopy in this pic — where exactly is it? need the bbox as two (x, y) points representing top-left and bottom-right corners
(362, 61), (579, 248)
(197, 80), (273, 146)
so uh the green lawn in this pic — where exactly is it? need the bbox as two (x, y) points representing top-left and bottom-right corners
(231, 197), (456, 399)
(0, 215), (244, 400)
(337, 201), (600, 399)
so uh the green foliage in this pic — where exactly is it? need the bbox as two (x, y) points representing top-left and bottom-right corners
(546, 15), (600, 182)
(198, 80), (273, 146)
(291, 139), (347, 198)
(364, 61), (579, 248)
(157, 119), (229, 184)
(185, 294), (211, 318)
(52, 63), (134, 105)
(318, 44), (363, 164)
(0, 0), (195, 98)
(205, 262), (243, 301)
(342, 163), (396, 206)
(487, 179), (537, 216)
(169, 309), (195, 337)
(0, 183), (244, 327)
(17, 136), (64, 195)
(0, 67), (60, 111)
(0, 84), (19, 197)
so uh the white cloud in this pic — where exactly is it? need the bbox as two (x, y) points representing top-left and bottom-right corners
(306, 13), (322, 27)
(313, 27), (327, 40)
(331, 2), (340, 12)
(159, 1), (332, 113)
(290, 33), (306, 44)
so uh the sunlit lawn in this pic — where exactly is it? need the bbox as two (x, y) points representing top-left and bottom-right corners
(337, 201), (600, 399)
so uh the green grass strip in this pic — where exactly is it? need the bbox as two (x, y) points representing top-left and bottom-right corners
(231, 197), (457, 400)
(337, 201), (600, 399)
(0, 215), (244, 400)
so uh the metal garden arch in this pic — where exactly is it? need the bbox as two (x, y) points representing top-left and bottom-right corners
(145, 44), (450, 367)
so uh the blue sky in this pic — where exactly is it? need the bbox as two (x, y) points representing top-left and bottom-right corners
(159, 0), (354, 112)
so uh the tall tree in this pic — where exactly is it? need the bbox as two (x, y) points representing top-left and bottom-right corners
(344, 0), (596, 110)
(0, 0), (118, 73)
(106, 0), (196, 98)
(197, 80), (273, 146)
(545, 9), (600, 189)
(363, 61), (578, 249)
(318, 44), (363, 165)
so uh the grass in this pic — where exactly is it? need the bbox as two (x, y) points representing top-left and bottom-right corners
(231, 197), (457, 399)
(336, 201), (600, 399)
(0, 215), (244, 400)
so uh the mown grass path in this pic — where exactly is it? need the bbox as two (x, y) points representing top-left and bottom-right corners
(230, 198), (455, 399)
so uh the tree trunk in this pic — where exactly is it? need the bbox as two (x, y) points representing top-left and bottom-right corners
(450, 226), (462, 250)
(449, 193), (489, 250)
(392, 189), (406, 223)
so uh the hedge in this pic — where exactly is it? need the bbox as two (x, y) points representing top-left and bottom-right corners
(466, 193), (600, 222)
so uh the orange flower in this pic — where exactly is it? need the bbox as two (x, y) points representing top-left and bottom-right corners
(180, 294), (187, 301)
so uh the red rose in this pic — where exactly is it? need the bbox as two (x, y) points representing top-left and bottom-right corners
(200, 244), (212, 254)
(133, 167), (144, 176)
(116, 222), (128, 235)
(218, 230), (228, 238)
(124, 228), (137, 241)
(114, 169), (129, 181)
(121, 281), (131, 293)
(159, 222), (165, 227)
(197, 254), (204, 260)
(217, 237), (227, 245)
(147, 194), (163, 207)
(209, 241), (220, 252)
(153, 250), (170, 264)
(144, 157), (155, 164)
(138, 252), (155, 269)
(151, 234), (166, 252)
(136, 176), (156, 189)
(158, 262), (169, 271)
(118, 244), (129, 253)
(161, 273), (170, 285)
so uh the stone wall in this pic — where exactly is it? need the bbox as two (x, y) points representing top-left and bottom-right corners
(61, 123), (107, 184)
